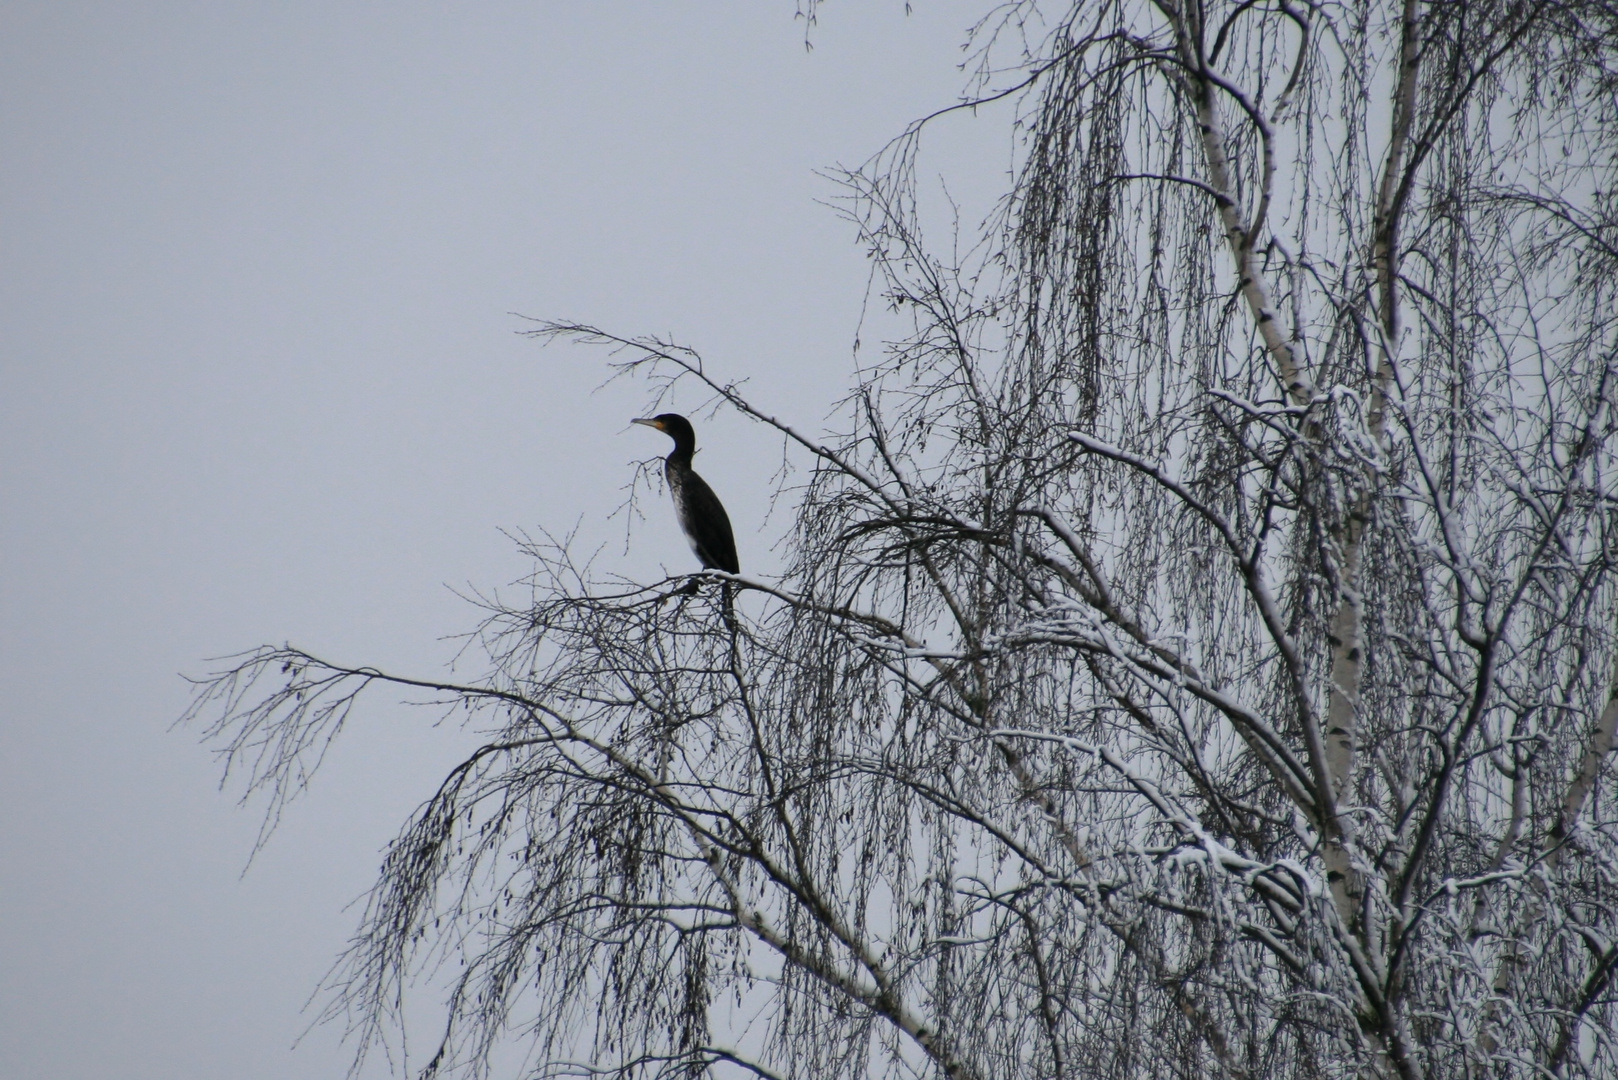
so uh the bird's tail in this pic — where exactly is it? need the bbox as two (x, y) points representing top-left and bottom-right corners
(719, 579), (736, 633)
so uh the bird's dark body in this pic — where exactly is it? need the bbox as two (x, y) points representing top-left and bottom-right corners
(633, 413), (739, 575)
(666, 459), (739, 574)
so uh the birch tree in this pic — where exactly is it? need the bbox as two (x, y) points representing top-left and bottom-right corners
(188, 1), (1618, 1077)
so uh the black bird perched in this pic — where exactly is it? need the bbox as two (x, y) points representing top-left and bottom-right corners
(632, 413), (739, 575)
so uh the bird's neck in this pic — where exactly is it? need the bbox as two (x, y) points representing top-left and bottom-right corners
(665, 442), (695, 469)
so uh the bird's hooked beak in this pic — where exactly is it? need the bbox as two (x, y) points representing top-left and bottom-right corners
(631, 417), (666, 431)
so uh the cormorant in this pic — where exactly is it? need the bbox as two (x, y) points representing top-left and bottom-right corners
(632, 413), (739, 575)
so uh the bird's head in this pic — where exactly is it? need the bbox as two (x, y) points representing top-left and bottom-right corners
(632, 413), (697, 453)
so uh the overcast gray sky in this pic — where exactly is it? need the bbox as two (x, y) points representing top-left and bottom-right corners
(0, 3), (997, 1076)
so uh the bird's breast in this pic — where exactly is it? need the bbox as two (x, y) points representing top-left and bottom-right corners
(665, 469), (705, 558)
